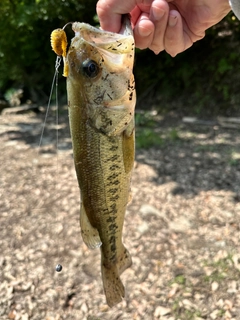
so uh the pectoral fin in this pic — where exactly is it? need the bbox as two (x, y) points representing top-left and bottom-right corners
(122, 117), (135, 174)
(80, 203), (102, 249)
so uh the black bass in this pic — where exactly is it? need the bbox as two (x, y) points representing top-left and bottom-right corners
(50, 15), (136, 307)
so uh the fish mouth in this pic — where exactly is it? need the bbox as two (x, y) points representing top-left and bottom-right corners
(72, 14), (134, 54)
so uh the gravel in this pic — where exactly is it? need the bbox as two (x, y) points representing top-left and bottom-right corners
(0, 108), (240, 320)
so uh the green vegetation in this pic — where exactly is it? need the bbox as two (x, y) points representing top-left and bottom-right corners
(172, 274), (187, 285)
(0, 0), (97, 103)
(0, 1), (240, 116)
(135, 111), (157, 127)
(173, 307), (203, 320)
(136, 128), (163, 149)
(135, 111), (163, 148)
(171, 292), (203, 319)
(135, 111), (183, 148)
(168, 128), (180, 141)
(202, 254), (237, 283)
(229, 150), (240, 166)
(135, 14), (240, 116)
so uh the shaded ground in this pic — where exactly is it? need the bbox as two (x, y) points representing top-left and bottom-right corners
(0, 107), (240, 320)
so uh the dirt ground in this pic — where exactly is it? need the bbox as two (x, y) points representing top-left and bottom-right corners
(0, 107), (240, 320)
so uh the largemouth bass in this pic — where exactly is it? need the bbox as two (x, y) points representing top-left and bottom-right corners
(51, 15), (136, 307)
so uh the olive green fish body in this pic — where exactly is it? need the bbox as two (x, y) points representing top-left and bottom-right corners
(66, 16), (136, 307)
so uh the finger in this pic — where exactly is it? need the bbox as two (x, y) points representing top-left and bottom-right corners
(148, 0), (169, 54)
(96, 0), (136, 32)
(133, 13), (155, 49)
(131, 6), (142, 26)
(164, 10), (193, 57)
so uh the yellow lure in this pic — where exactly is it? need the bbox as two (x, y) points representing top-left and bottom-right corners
(50, 28), (68, 77)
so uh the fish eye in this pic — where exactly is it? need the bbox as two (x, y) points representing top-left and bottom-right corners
(82, 59), (99, 78)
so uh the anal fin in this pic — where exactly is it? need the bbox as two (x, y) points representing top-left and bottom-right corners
(80, 203), (102, 249)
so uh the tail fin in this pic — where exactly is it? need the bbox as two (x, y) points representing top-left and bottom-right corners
(101, 263), (125, 308)
(101, 246), (132, 307)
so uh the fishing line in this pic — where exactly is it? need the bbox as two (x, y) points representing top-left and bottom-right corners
(32, 57), (61, 214)
(55, 56), (60, 184)
(53, 56), (63, 273)
(38, 55), (64, 272)
(52, 23), (73, 276)
(38, 55), (61, 150)
(62, 21), (73, 30)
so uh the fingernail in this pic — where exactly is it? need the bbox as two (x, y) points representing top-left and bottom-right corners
(152, 7), (165, 20)
(168, 14), (177, 27)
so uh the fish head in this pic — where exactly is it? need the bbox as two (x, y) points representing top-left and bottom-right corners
(66, 15), (136, 135)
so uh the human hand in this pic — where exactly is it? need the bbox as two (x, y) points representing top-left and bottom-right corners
(96, 0), (231, 56)
(164, 0), (231, 56)
(96, 0), (171, 54)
